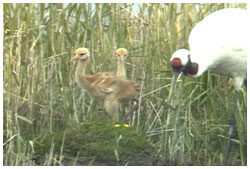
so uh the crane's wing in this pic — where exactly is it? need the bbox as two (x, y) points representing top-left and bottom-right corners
(86, 73), (116, 94)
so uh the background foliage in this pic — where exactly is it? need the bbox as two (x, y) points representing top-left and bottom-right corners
(3, 3), (247, 165)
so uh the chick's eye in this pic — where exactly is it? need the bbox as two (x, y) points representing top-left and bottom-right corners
(79, 53), (85, 56)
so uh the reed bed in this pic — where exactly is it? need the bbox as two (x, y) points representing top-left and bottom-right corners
(3, 3), (247, 166)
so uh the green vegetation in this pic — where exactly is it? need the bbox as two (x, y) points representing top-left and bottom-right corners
(3, 3), (247, 165)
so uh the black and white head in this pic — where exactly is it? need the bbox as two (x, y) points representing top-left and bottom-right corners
(168, 48), (199, 101)
(170, 49), (198, 77)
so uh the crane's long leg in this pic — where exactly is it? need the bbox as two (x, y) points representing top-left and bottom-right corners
(223, 90), (239, 165)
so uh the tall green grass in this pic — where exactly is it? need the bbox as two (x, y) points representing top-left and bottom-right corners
(3, 3), (247, 165)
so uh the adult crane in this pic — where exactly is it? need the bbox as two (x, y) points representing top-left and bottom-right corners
(170, 8), (247, 165)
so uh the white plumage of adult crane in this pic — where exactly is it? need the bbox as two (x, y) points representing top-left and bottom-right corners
(169, 8), (247, 165)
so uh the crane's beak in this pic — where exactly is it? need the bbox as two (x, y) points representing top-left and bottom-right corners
(118, 54), (127, 62)
(71, 55), (80, 62)
(119, 55), (123, 62)
(119, 55), (124, 62)
(168, 71), (180, 102)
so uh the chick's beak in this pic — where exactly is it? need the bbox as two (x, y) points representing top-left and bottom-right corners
(119, 54), (124, 62)
(71, 55), (80, 62)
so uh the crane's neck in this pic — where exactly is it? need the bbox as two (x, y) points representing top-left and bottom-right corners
(116, 60), (127, 78)
(75, 60), (91, 89)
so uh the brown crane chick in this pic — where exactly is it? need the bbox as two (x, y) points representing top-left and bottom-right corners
(116, 48), (138, 125)
(116, 48), (128, 78)
(71, 47), (140, 123)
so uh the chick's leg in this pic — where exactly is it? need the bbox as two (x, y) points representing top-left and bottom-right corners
(104, 99), (120, 123)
